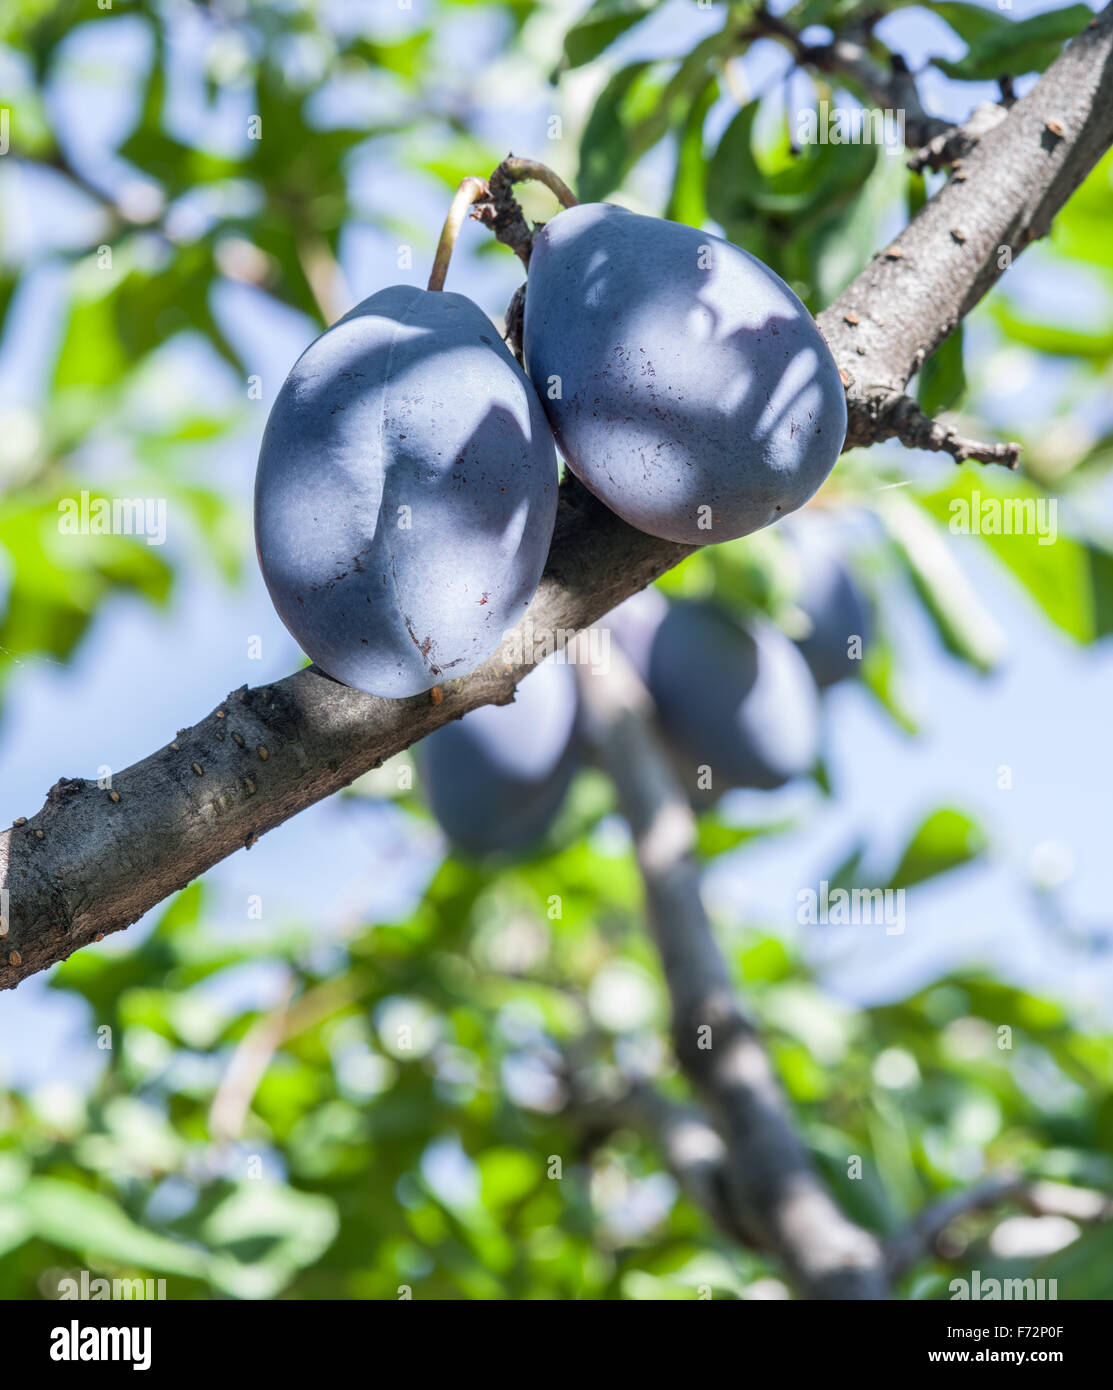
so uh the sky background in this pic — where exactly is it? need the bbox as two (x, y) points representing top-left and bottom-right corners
(1, 0), (1111, 1092)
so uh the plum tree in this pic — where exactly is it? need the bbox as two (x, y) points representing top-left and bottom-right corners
(608, 591), (820, 792)
(413, 656), (580, 856)
(255, 284), (558, 698)
(786, 520), (872, 687)
(523, 203), (847, 545)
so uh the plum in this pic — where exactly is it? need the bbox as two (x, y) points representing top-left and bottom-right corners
(414, 655), (580, 856)
(255, 285), (558, 698)
(786, 520), (872, 687)
(607, 592), (819, 792)
(523, 203), (847, 544)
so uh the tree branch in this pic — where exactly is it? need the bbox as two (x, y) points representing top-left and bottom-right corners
(574, 649), (888, 1299)
(753, 14), (953, 154)
(819, 3), (1113, 458)
(573, 1080), (752, 1248)
(4, 4), (1113, 988)
(885, 1174), (1112, 1279)
(0, 485), (691, 989)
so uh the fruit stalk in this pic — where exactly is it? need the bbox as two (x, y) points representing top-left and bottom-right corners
(496, 156), (578, 210)
(427, 176), (490, 292)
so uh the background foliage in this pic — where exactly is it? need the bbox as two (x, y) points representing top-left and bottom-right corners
(1, 0), (1112, 1299)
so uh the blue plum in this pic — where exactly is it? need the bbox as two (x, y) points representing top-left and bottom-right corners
(786, 520), (872, 687)
(608, 591), (820, 793)
(255, 285), (558, 698)
(414, 656), (580, 856)
(523, 203), (847, 544)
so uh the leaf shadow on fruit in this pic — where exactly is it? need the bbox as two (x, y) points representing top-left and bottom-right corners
(525, 208), (847, 544)
(256, 291), (559, 697)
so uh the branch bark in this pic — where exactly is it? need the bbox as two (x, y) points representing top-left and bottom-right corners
(573, 647), (887, 1299)
(4, 4), (1113, 988)
(819, 4), (1113, 458)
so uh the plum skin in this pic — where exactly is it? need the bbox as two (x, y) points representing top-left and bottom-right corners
(523, 203), (847, 545)
(255, 285), (558, 698)
(414, 656), (580, 857)
(608, 591), (820, 792)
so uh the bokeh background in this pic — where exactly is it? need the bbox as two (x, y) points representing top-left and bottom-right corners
(0, 0), (1111, 1299)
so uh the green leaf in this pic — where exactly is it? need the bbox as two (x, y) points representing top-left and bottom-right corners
(918, 323), (966, 415)
(577, 62), (655, 202)
(1035, 1220), (1113, 1298)
(878, 492), (1006, 672)
(22, 1178), (208, 1277)
(888, 808), (987, 891)
(203, 1183), (340, 1298)
(861, 632), (920, 735)
(992, 304), (1113, 363)
(1087, 539), (1113, 638)
(926, 2), (1016, 46)
(707, 99), (878, 273)
(666, 74), (717, 226)
(559, 0), (658, 72)
(1051, 148), (1113, 270)
(917, 471), (1094, 642)
(696, 815), (793, 858)
(578, 37), (724, 202)
(929, 4), (1092, 81)
(479, 1148), (539, 1209)
(54, 283), (130, 391)
(706, 101), (764, 229)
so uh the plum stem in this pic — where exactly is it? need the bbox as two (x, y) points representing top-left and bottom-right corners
(428, 176), (490, 292)
(498, 157), (579, 209)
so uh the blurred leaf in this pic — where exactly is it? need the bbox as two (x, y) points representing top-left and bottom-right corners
(1035, 1220), (1113, 1297)
(1051, 149), (1113, 271)
(888, 808), (987, 891)
(878, 491), (1006, 672)
(696, 815), (793, 858)
(861, 632), (920, 735)
(928, 4), (1092, 80)
(578, 36), (724, 202)
(559, 0), (658, 72)
(925, 1), (1014, 45)
(204, 1183), (339, 1298)
(918, 323), (966, 416)
(23, 1178), (207, 1277)
(918, 471), (1094, 642)
(577, 62), (657, 203)
(992, 305), (1113, 363)
(665, 74), (717, 227)
(479, 1148), (539, 1209)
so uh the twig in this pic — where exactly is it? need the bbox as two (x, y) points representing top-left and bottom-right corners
(574, 647), (888, 1299)
(878, 394), (1021, 468)
(473, 153), (578, 269)
(818, 4), (1113, 464)
(886, 1174), (1028, 1279)
(886, 1174), (1112, 1278)
(908, 102), (1010, 173)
